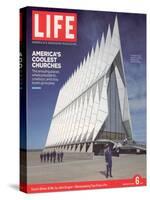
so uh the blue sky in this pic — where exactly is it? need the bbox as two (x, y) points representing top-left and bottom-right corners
(125, 61), (146, 142)
(22, 7), (146, 149)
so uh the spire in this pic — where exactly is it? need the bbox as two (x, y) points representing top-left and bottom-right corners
(98, 33), (105, 63)
(100, 33), (105, 51)
(86, 52), (90, 62)
(111, 15), (121, 53)
(82, 57), (86, 66)
(109, 15), (123, 67)
(95, 40), (99, 53)
(99, 25), (112, 76)
(105, 24), (111, 49)
(90, 46), (94, 60)
(112, 15), (120, 39)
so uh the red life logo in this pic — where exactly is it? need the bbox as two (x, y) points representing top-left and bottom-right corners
(32, 11), (77, 42)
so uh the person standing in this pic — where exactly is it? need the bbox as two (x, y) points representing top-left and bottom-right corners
(46, 152), (50, 162)
(60, 151), (64, 162)
(50, 151), (53, 163)
(40, 152), (43, 163)
(53, 149), (56, 163)
(43, 152), (46, 163)
(104, 144), (113, 178)
(57, 151), (60, 162)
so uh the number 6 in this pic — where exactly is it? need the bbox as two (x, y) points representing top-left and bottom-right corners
(135, 176), (140, 185)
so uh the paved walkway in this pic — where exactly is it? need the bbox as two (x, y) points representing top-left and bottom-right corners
(25, 154), (146, 184)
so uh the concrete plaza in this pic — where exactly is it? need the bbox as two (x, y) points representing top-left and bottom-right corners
(25, 154), (146, 184)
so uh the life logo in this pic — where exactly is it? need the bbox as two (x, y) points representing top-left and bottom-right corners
(32, 10), (77, 42)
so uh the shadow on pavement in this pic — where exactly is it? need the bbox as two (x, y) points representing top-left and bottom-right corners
(9, 184), (19, 191)
(99, 170), (106, 177)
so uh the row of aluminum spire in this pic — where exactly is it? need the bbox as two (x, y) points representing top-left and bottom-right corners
(45, 16), (133, 148)
(54, 16), (121, 117)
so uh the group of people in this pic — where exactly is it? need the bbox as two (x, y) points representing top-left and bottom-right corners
(40, 150), (64, 163)
(39, 145), (113, 178)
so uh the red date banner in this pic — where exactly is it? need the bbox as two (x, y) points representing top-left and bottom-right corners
(20, 175), (146, 193)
